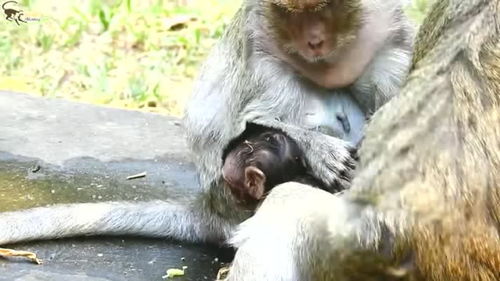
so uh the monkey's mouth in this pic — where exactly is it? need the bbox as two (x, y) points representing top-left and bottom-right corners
(306, 55), (325, 63)
(301, 51), (332, 63)
(302, 43), (344, 63)
(286, 44), (329, 63)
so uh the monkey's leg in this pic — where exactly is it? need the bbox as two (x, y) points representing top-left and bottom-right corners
(0, 248), (42, 264)
(252, 119), (356, 191)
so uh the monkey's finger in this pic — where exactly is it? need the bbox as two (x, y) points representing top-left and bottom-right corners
(0, 248), (42, 264)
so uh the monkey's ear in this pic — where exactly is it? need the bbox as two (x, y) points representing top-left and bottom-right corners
(244, 166), (266, 200)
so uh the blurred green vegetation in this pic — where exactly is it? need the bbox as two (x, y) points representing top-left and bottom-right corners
(406, 0), (434, 24)
(0, 0), (432, 117)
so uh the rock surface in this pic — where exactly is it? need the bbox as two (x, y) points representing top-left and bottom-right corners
(0, 91), (233, 281)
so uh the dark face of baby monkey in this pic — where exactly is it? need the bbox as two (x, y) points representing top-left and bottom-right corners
(222, 126), (308, 206)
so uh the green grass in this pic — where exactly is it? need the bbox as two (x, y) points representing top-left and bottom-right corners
(0, 0), (240, 116)
(0, 0), (432, 117)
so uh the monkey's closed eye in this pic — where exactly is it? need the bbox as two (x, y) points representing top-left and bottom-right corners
(294, 156), (303, 163)
(261, 132), (274, 142)
(265, 134), (281, 146)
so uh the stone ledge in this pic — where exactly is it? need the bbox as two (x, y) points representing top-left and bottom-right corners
(0, 92), (230, 281)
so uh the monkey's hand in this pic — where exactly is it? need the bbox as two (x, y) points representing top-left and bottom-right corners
(302, 132), (357, 191)
(253, 119), (357, 191)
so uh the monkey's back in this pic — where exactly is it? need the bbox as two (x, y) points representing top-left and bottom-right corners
(351, 0), (500, 279)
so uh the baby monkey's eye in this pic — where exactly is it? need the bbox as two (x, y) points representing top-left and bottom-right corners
(261, 132), (274, 142)
(265, 134), (281, 146)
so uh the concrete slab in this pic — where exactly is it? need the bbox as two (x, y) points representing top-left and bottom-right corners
(0, 91), (233, 280)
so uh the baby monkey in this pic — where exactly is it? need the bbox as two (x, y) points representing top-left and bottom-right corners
(221, 91), (365, 207)
(222, 124), (326, 208)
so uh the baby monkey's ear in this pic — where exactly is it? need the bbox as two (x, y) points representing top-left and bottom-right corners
(244, 166), (267, 200)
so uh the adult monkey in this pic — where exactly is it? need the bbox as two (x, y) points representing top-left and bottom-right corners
(223, 0), (500, 280)
(184, 0), (413, 240)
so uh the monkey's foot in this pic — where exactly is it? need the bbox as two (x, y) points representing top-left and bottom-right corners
(216, 266), (230, 281)
(0, 248), (42, 264)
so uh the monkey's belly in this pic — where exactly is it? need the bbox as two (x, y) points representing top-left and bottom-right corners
(302, 92), (365, 145)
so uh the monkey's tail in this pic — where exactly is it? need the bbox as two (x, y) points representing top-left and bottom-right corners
(0, 199), (233, 245)
(2, 1), (17, 10)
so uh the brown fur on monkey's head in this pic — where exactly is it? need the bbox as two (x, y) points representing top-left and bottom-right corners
(262, 0), (362, 62)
